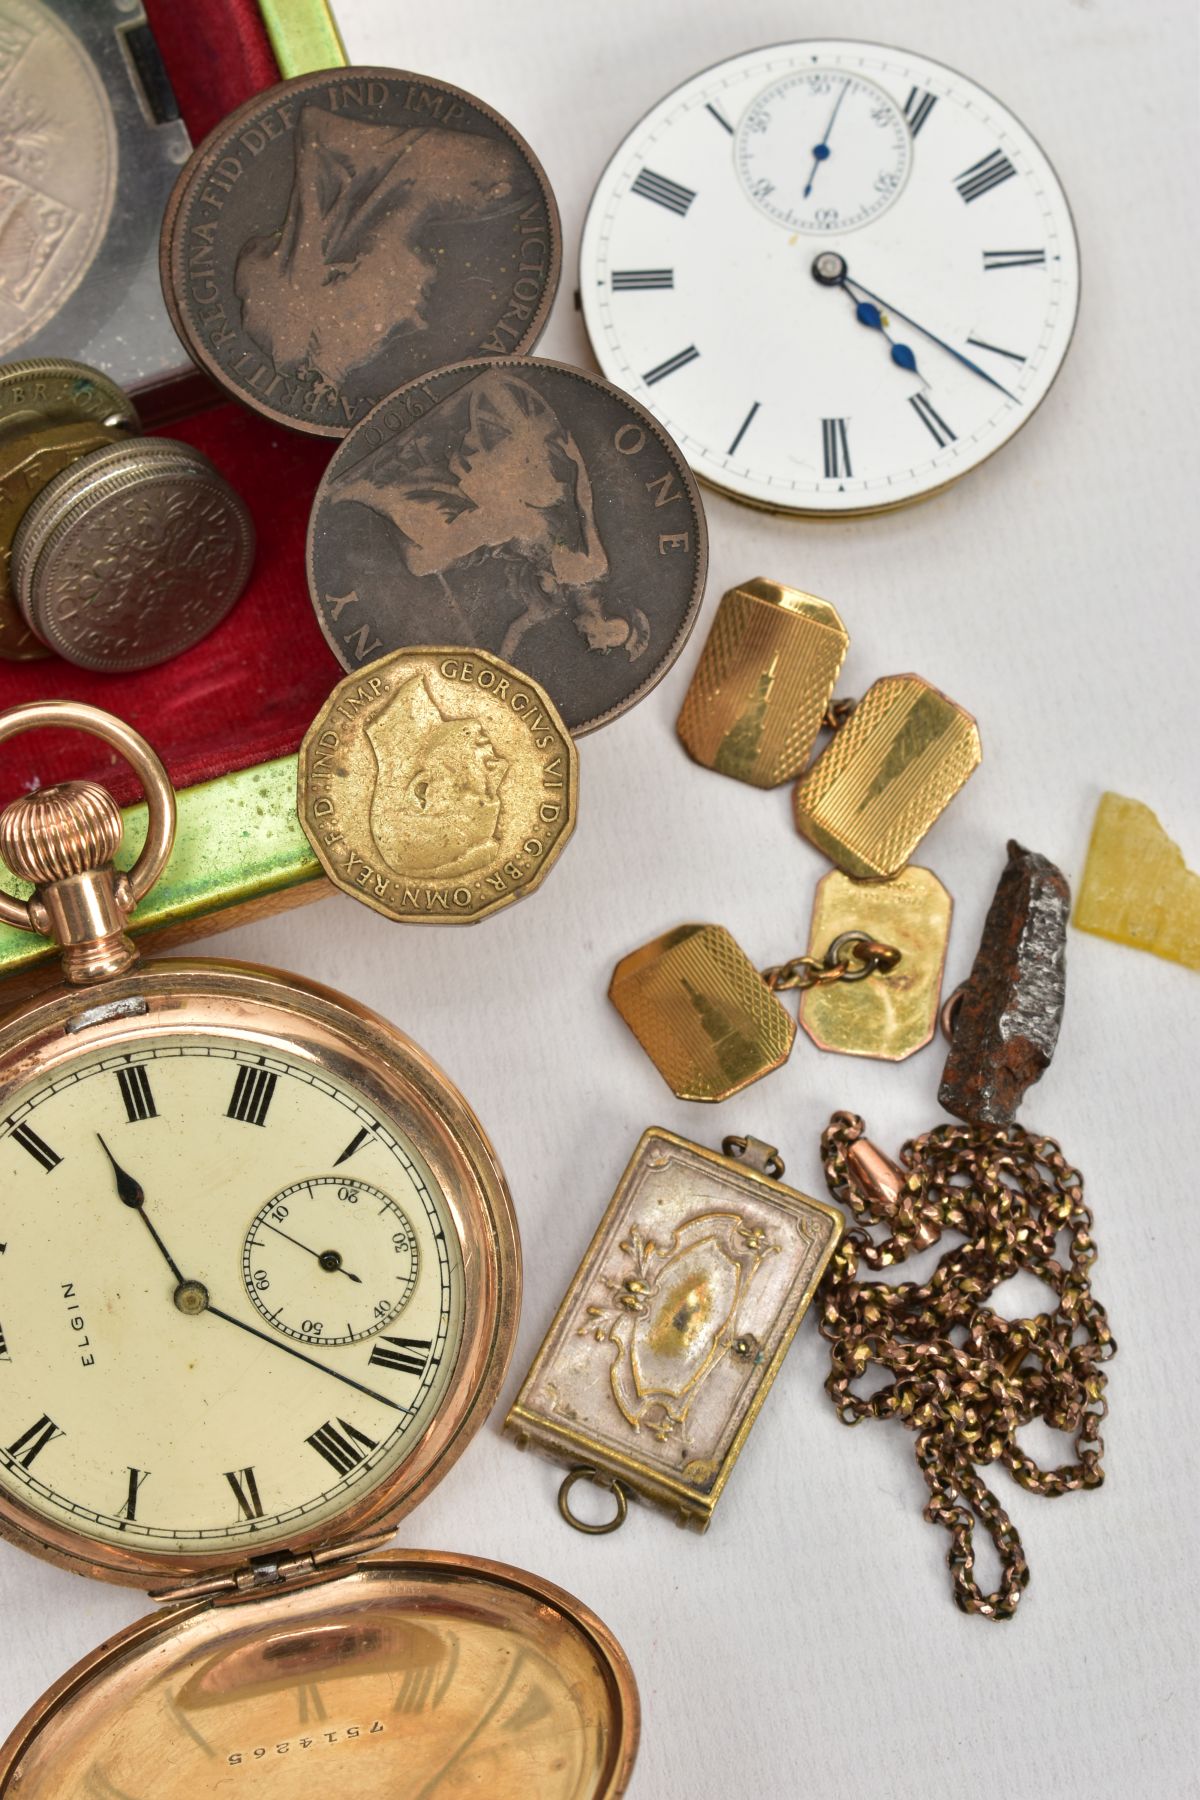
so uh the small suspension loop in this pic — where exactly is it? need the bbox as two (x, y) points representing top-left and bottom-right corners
(940, 984), (966, 1043)
(557, 1466), (629, 1536)
(826, 931), (902, 983)
(722, 1134), (786, 1180)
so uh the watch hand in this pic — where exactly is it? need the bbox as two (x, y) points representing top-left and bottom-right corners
(97, 1133), (186, 1285)
(846, 271), (1019, 402)
(203, 1300), (406, 1412)
(803, 78), (850, 198)
(261, 1218), (362, 1283)
(847, 296), (924, 378)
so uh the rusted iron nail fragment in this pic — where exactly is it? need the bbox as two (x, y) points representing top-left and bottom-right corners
(939, 840), (1069, 1124)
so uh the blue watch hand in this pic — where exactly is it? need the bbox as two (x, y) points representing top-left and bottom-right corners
(846, 273), (1020, 403)
(803, 79), (850, 198)
(851, 298), (923, 378)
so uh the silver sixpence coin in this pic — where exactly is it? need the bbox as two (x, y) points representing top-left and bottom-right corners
(307, 356), (708, 734)
(14, 438), (255, 671)
(0, 358), (140, 440)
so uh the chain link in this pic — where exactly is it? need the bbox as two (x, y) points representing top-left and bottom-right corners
(817, 1110), (1116, 1621)
(763, 932), (900, 994)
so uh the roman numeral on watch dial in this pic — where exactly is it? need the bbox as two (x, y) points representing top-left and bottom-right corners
(334, 1125), (371, 1166)
(306, 1416), (378, 1477)
(611, 268), (674, 291)
(910, 391), (956, 446)
(116, 1065), (156, 1123)
(903, 86), (937, 135)
(728, 401), (760, 457)
(966, 334), (1025, 364)
(227, 1065), (277, 1127)
(225, 1465), (265, 1519)
(118, 1466), (150, 1522)
(630, 168), (696, 215)
(369, 1335), (432, 1376)
(11, 1122), (60, 1171)
(643, 344), (699, 385)
(6, 1413), (63, 1468)
(955, 149), (1017, 202)
(822, 417), (852, 478)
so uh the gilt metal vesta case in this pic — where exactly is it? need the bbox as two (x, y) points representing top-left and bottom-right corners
(507, 1129), (843, 1529)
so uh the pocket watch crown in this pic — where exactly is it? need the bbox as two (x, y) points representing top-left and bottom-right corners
(0, 779), (124, 886)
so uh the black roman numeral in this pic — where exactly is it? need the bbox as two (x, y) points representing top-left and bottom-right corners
(966, 334), (1025, 364)
(643, 344), (700, 386)
(119, 1466), (149, 1523)
(11, 1123), (60, 1172)
(6, 1413), (63, 1468)
(227, 1065), (277, 1127)
(0, 1322), (8, 1360)
(334, 1126), (370, 1166)
(910, 392), (956, 447)
(822, 417), (852, 479)
(306, 1417), (378, 1477)
(630, 168), (695, 216)
(728, 401), (760, 457)
(955, 149), (1017, 203)
(369, 1335), (432, 1376)
(117, 1065), (156, 1123)
(983, 248), (1046, 271)
(611, 268), (674, 291)
(225, 1465), (265, 1519)
(903, 86), (937, 135)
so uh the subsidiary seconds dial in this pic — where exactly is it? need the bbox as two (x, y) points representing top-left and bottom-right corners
(243, 1177), (420, 1346)
(581, 40), (1080, 514)
(736, 69), (910, 234)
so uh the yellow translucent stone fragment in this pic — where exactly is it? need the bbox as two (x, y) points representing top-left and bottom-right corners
(1074, 792), (1200, 970)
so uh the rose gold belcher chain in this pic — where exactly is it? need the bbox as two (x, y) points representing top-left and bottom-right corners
(818, 1111), (1116, 1620)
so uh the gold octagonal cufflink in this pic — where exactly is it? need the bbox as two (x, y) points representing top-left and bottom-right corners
(793, 673), (982, 879)
(676, 578), (849, 788)
(609, 923), (796, 1102)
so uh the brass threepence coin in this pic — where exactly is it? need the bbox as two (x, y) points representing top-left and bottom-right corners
(0, 417), (127, 660)
(162, 68), (560, 437)
(0, 358), (139, 441)
(11, 437), (255, 672)
(298, 647), (578, 924)
(307, 357), (709, 734)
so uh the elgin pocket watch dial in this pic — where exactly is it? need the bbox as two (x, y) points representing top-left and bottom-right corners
(580, 41), (1080, 514)
(0, 703), (519, 1592)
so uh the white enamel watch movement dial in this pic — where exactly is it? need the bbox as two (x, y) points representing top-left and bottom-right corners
(581, 40), (1080, 513)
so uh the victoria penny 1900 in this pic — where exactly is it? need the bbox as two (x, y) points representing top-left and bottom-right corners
(298, 647), (578, 924)
(307, 357), (708, 734)
(162, 68), (560, 437)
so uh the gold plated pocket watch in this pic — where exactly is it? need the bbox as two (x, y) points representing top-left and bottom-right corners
(0, 702), (637, 1797)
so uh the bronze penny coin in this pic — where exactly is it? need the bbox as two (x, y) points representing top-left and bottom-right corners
(0, 418), (127, 660)
(162, 68), (561, 438)
(12, 439), (255, 672)
(298, 646), (578, 925)
(306, 357), (709, 734)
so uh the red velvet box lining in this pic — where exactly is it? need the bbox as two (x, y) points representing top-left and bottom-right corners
(0, 0), (341, 806)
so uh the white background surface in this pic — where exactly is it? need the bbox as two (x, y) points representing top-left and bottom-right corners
(3, 3), (1199, 1795)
